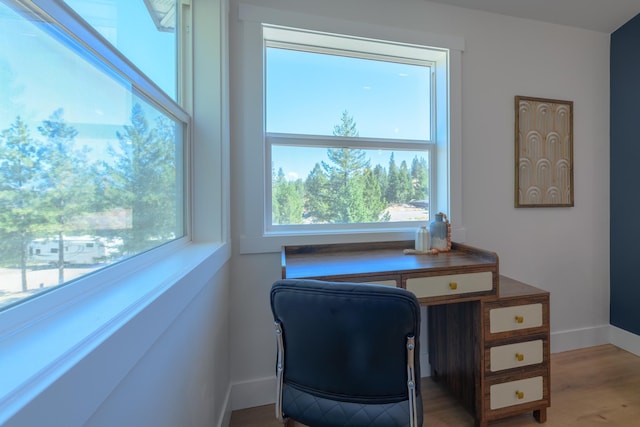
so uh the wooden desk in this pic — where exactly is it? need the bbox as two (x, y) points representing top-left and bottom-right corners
(281, 241), (550, 427)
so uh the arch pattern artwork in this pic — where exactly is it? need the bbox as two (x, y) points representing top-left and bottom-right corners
(515, 96), (573, 207)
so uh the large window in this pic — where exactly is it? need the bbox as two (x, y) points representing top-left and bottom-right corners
(0, 0), (189, 311)
(264, 26), (449, 233)
(236, 5), (462, 253)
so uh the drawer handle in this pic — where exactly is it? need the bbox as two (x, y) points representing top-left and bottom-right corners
(515, 315), (524, 324)
(515, 390), (525, 400)
(449, 282), (458, 290)
(515, 353), (525, 362)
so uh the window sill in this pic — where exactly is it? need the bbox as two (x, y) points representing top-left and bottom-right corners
(239, 226), (467, 254)
(0, 241), (230, 425)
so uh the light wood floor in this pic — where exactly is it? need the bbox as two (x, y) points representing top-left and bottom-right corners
(229, 344), (640, 426)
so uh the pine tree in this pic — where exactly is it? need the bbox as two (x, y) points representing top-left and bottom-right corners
(360, 167), (389, 222)
(38, 109), (92, 283)
(0, 117), (46, 290)
(272, 168), (304, 224)
(322, 111), (376, 223)
(398, 160), (413, 203)
(410, 156), (428, 201)
(103, 103), (178, 254)
(332, 110), (359, 137)
(297, 111), (391, 223)
(373, 164), (388, 203)
(386, 153), (400, 203)
(304, 163), (330, 222)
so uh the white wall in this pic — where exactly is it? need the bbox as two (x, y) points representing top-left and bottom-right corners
(229, 0), (611, 410)
(84, 265), (231, 427)
(2, 251), (232, 427)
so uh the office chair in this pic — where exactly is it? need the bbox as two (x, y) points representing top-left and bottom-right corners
(270, 279), (423, 427)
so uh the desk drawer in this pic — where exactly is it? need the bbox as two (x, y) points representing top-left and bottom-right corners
(405, 271), (492, 298)
(490, 376), (543, 410)
(489, 303), (542, 333)
(489, 340), (543, 372)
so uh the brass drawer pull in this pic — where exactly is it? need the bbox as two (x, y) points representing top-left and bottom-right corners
(515, 390), (524, 400)
(449, 282), (458, 290)
(515, 353), (525, 362)
(515, 315), (524, 323)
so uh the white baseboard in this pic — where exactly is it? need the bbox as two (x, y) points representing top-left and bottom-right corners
(231, 376), (277, 411)
(550, 324), (610, 353)
(609, 325), (640, 357)
(229, 324), (617, 411)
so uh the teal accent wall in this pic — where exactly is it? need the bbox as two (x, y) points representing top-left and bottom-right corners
(611, 13), (640, 335)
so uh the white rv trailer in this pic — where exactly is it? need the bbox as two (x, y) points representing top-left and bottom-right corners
(28, 236), (107, 265)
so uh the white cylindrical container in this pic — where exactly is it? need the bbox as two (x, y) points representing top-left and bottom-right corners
(415, 226), (430, 252)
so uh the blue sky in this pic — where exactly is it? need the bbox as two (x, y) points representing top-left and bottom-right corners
(1, 1), (430, 182)
(266, 46), (432, 180)
(0, 0), (174, 134)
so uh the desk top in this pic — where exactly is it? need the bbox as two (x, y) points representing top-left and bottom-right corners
(281, 241), (498, 280)
(496, 275), (550, 299)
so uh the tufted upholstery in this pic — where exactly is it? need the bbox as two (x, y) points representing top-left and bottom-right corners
(270, 279), (422, 427)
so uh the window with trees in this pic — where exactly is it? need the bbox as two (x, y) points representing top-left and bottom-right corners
(264, 25), (449, 232)
(0, 0), (188, 310)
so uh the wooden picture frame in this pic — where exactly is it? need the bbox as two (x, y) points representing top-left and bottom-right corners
(515, 96), (574, 207)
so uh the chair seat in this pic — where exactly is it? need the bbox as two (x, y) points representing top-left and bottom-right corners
(283, 383), (417, 427)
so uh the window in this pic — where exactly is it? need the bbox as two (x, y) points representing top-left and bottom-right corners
(265, 26), (448, 232)
(0, 0), (189, 311)
(237, 4), (463, 252)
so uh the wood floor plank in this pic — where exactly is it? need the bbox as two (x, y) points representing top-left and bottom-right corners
(229, 345), (640, 426)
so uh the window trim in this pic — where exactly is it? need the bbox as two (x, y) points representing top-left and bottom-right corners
(236, 3), (465, 254)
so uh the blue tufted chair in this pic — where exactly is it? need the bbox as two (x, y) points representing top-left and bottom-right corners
(270, 279), (423, 427)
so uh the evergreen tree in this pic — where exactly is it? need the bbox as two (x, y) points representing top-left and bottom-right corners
(323, 111), (371, 223)
(410, 156), (429, 201)
(304, 163), (330, 222)
(323, 148), (369, 182)
(386, 153), (400, 203)
(272, 168), (304, 224)
(398, 160), (413, 203)
(360, 167), (390, 222)
(0, 117), (46, 290)
(38, 109), (92, 283)
(302, 110), (389, 223)
(103, 104), (178, 255)
(373, 164), (388, 203)
(333, 110), (359, 137)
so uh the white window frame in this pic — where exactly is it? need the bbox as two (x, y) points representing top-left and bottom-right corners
(237, 3), (464, 253)
(0, 0), (191, 305)
(264, 26), (442, 233)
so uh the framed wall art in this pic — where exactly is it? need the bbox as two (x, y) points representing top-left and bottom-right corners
(515, 96), (574, 207)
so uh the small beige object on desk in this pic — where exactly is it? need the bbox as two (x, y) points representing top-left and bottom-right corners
(406, 212), (452, 255)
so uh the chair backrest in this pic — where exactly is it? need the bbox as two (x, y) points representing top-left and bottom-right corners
(270, 279), (422, 427)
